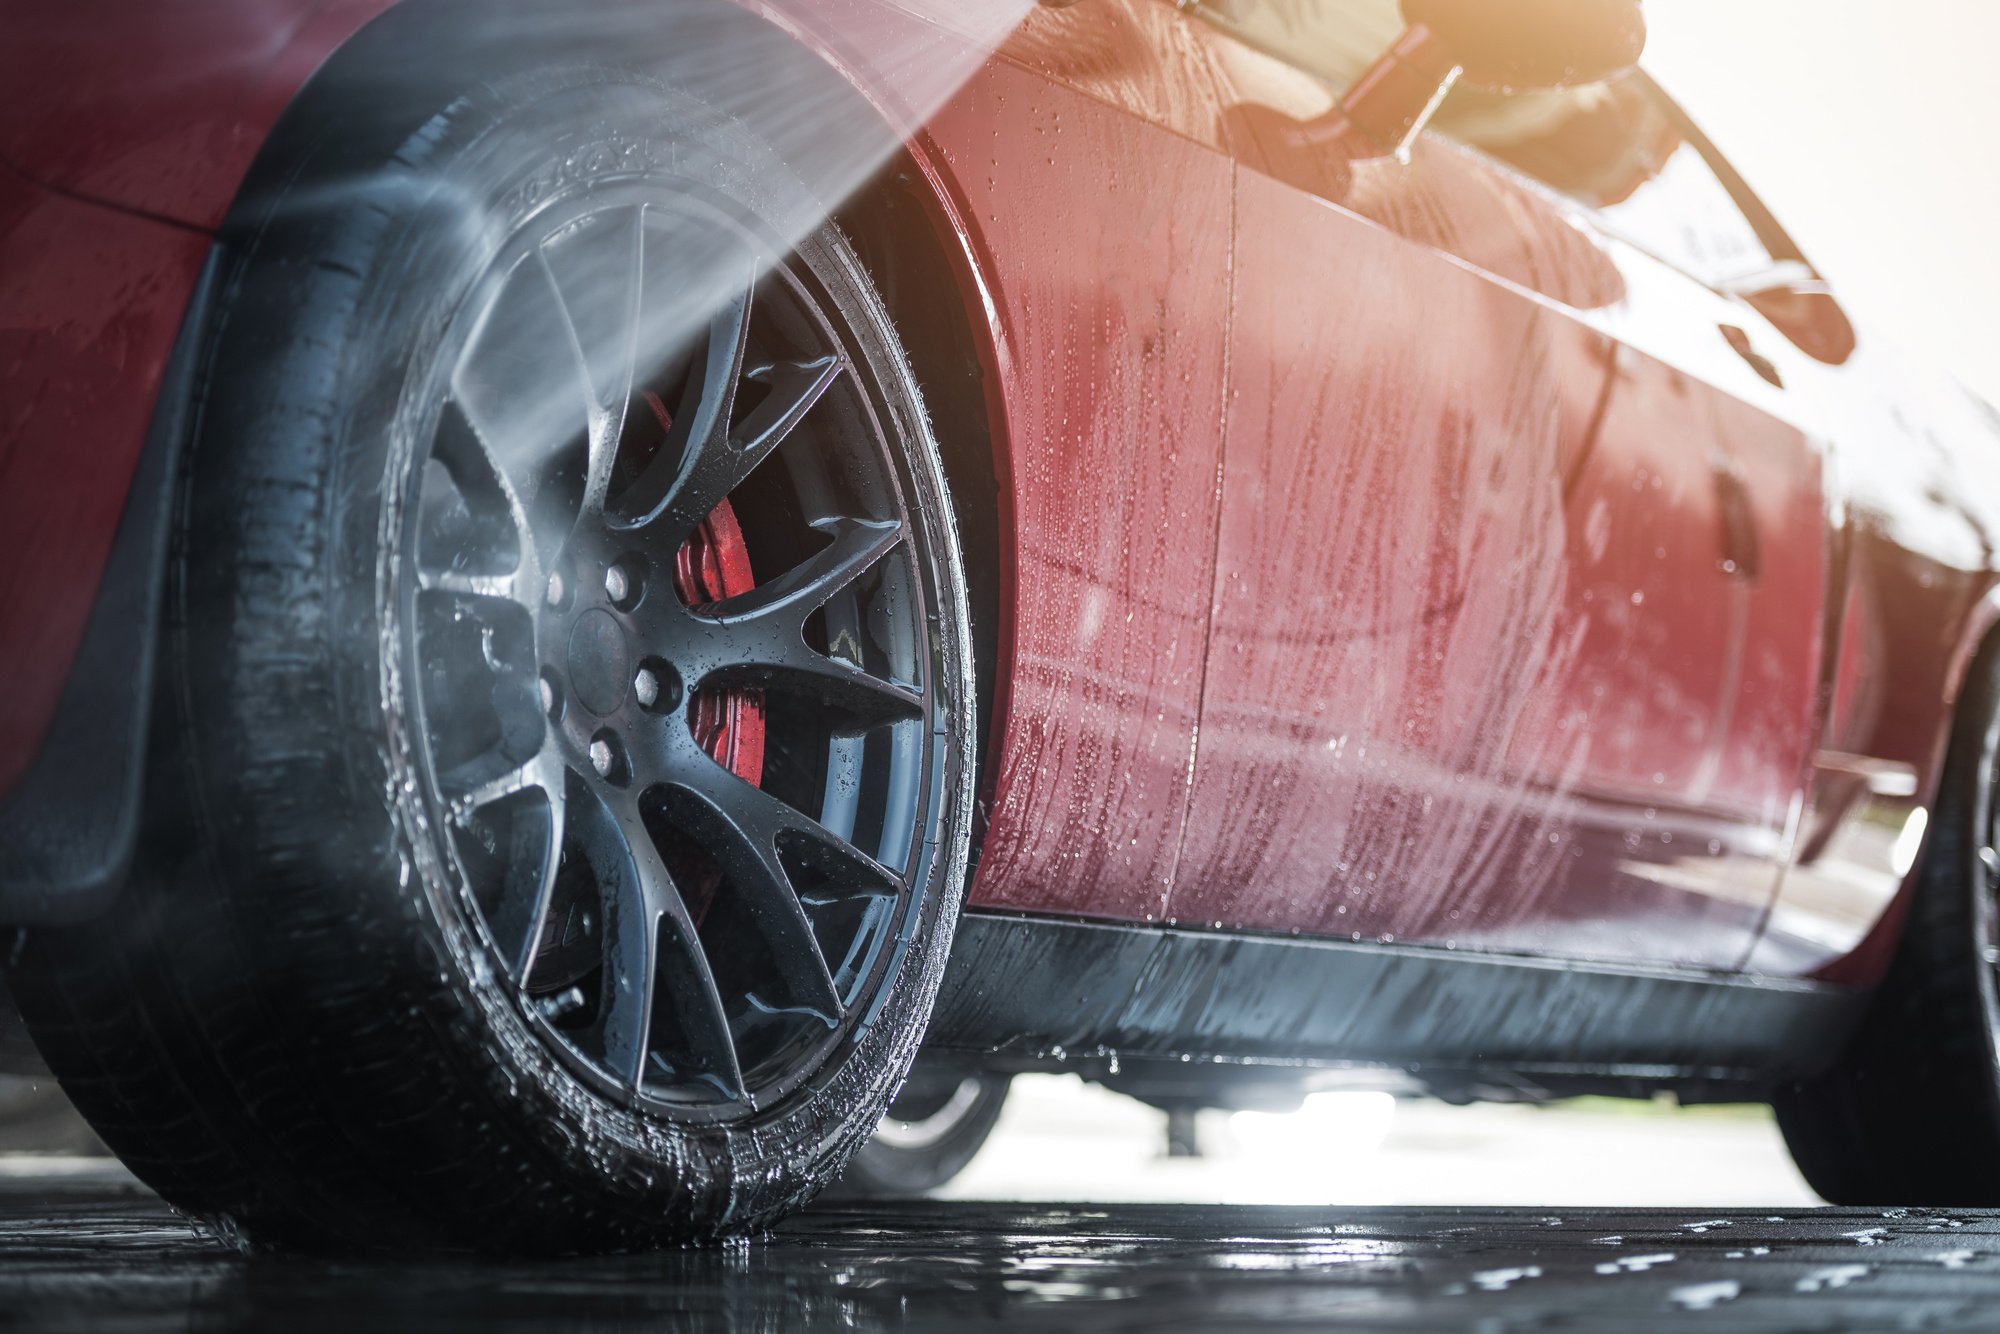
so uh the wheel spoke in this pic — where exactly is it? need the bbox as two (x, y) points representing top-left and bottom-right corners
(436, 739), (570, 977)
(490, 777), (568, 979)
(572, 796), (657, 1086)
(439, 742), (566, 826)
(570, 790), (742, 1096)
(446, 256), (594, 570)
(538, 208), (647, 526)
(674, 353), (840, 531)
(649, 905), (748, 1101)
(730, 633), (924, 724)
(707, 515), (902, 621)
(735, 352), (844, 465)
(415, 399), (542, 604)
(605, 250), (845, 547)
(603, 268), (752, 540)
(537, 246), (620, 483)
(426, 611), (555, 786)
(417, 566), (526, 602)
(664, 785), (841, 1022)
(665, 741), (902, 1018)
(689, 517), (923, 722)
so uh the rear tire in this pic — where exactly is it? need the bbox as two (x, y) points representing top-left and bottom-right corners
(8, 60), (974, 1254)
(1774, 636), (2000, 1204)
(833, 1065), (1010, 1197)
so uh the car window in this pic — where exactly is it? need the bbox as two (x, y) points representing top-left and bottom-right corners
(1187, 0), (1777, 289)
(1576, 140), (1775, 289)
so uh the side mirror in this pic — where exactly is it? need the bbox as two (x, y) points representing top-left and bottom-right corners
(1730, 267), (1859, 366)
(1341, 0), (1647, 157)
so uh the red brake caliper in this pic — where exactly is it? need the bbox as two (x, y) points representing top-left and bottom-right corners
(673, 500), (767, 785)
(646, 391), (767, 788)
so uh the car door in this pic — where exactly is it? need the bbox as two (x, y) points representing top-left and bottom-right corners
(1165, 6), (1829, 969)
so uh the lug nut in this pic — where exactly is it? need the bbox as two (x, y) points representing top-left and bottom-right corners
(604, 565), (631, 605)
(633, 658), (680, 713)
(538, 668), (565, 722)
(545, 569), (566, 608)
(588, 738), (615, 777)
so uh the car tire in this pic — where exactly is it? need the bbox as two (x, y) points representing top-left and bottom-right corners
(832, 1067), (1010, 1198)
(8, 59), (975, 1254)
(1774, 635), (2000, 1205)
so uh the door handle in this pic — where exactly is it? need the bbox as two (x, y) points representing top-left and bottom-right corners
(1712, 461), (1760, 581)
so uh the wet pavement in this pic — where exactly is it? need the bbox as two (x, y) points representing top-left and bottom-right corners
(5, 1174), (2000, 1331)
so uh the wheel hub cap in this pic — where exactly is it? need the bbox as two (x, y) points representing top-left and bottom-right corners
(567, 608), (633, 718)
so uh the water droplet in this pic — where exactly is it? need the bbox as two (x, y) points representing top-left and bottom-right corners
(1670, 1281), (1740, 1311)
(1472, 1266), (1542, 1292)
(1596, 1253), (1675, 1275)
(1796, 1264), (1870, 1293)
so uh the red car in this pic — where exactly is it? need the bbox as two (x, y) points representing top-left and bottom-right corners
(4, 0), (1998, 1251)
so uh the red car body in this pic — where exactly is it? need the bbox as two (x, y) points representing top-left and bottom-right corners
(7, 0), (2000, 1013)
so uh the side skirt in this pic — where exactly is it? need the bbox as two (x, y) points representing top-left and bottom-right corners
(926, 912), (1866, 1092)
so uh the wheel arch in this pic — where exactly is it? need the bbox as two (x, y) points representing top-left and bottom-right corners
(1816, 579), (2000, 987)
(836, 144), (1017, 873)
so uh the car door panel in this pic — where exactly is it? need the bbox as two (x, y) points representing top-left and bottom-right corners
(1167, 166), (1598, 949)
(1554, 253), (1832, 971)
(1171, 22), (1830, 968)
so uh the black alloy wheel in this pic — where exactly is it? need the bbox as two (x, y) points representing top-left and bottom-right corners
(416, 188), (938, 1119)
(9, 63), (976, 1253)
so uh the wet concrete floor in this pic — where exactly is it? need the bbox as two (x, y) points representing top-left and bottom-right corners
(5, 1175), (2000, 1330)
